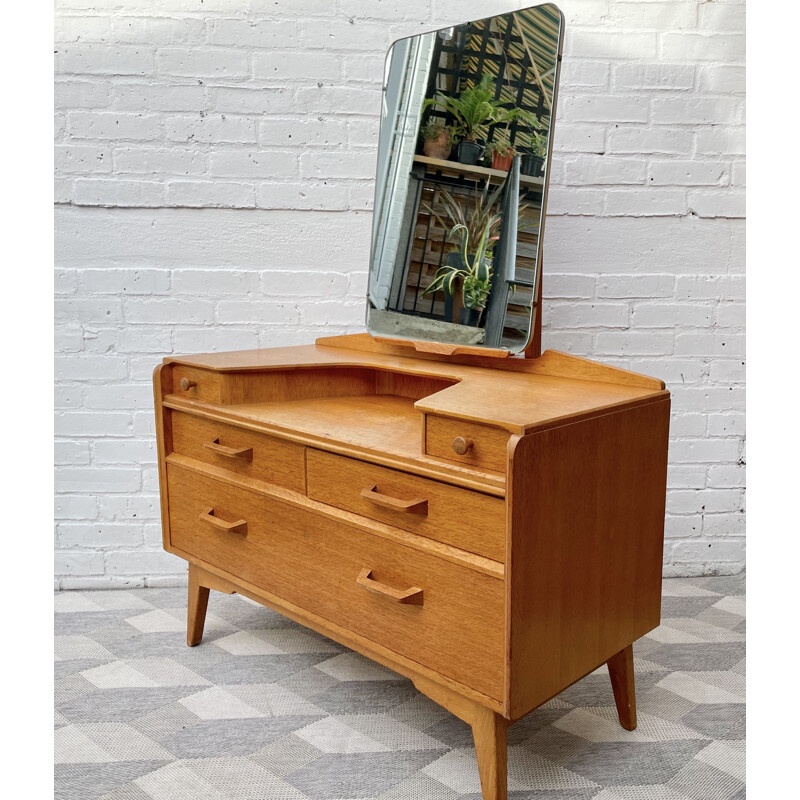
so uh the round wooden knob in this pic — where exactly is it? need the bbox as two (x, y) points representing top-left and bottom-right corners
(180, 377), (197, 391)
(452, 436), (474, 455)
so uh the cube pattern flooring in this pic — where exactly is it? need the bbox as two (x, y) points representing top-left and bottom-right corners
(55, 573), (745, 800)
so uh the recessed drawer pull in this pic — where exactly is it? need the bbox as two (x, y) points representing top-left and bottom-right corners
(360, 485), (428, 515)
(356, 568), (424, 605)
(203, 438), (254, 461)
(199, 508), (248, 535)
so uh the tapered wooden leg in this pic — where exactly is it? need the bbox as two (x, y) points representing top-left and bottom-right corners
(471, 705), (508, 800)
(607, 644), (636, 730)
(187, 563), (210, 647)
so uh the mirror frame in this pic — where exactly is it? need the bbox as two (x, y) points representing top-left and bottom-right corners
(365, 3), (565, 357)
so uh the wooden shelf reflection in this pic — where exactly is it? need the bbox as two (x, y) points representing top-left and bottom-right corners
(414, 155), (544, 189)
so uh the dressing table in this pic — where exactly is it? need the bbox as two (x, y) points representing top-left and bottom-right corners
(154, 6), (670, 798)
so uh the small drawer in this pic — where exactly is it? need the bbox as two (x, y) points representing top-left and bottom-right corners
(171, 366), (221, 403)
(307, 449), (505, 562)
(425, 416), (509, 473)
(171, 412), (305, 493)
(167, 463), (504, 699)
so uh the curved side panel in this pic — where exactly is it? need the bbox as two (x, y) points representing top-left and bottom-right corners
(505, 398), (670, 719)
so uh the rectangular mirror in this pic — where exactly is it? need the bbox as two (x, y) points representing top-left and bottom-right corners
(367, 3), (564, 355)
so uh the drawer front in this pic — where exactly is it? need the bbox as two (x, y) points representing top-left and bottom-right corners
(171, 366), (221, 403)
(425, 416), (509, 473)
(167, 463), (504, 699)
(171, 412), (305, 493)
(306, 449), (505, 562)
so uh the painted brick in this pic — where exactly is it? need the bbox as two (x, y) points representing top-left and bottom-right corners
(652, 96), (740, 125)
(165, 114), (257, 144)
(674, 332), (744, 357)
(660, 33), (745, 62)
(209, 150), (299, 179)
(55, 495), (99, 521)
(708, 413), (745, 437)
(560, 60), (611, 89)
(167, 180), (257, 208)
(73, 179), (166, 207)
(648, 160), (729, 186)
(81, 269), (171, 294)
(55, 356), (129, 382)
(217, 301), (301, 325)
(543, 274), (597, 299)
(565, 155), (647, 185)
(301, 19), (391, 51)
(631, 302), (713, 328)
(552, 124), (606, 153)
(687, 190), (745, 219)
(94, 439), (157, 464)
(604, 188), (687, 216)
(111, 83), (206, 112)
(156, 48), (250, 78)
(257, 181), (350, 211)
(172, 269), (260, 296)
(207, 19), (298, 48)
(613, 62), (695, 91)
(55, 412), (133, 437)
(253, 51), (340, 82)
(112, 16), (205, 45)
(566, 31), (657, 59)
(560, 95), (649, 123)
(675, 275), (745, 301)
(125, 298), (215, 325)
(59, 45), (156, 75)
(261, 271), (349, 297)
(607, 127), (692, 155)
(113, 147), (207, 175)
(671, 540), (744, 563)
(68, 111), (162, 141)
(56, 440), (92, 466)
(56, 80), (112, 109)
(58, 523), (144, 549)
(258, 118), (348, 148)
(172, 328), (261, 353)
(546, 302), (629, 329)
(594, 331), (674, 356)
(697, 64), (745, 94)
(56, 144), (111, 174)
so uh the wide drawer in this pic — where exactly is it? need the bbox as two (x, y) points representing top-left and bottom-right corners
(425, 416), (509, 473)
(306, 449), (505, 562)
(167, 463), (504, 699)
(171, 412), (305, 493)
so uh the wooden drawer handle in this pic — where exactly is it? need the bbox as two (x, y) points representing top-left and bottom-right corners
(204, 438), (254, 461)
(356, 568), (424, 605)
(452, 436), (474, 455)
(180, 377), (197, 391)
(199, 508), (247, 535)
(360, 485), (428, 515)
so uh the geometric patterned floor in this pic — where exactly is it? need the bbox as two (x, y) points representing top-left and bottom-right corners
(55, 573), (746, 800)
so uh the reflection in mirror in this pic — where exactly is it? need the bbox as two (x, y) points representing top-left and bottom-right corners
(367, 3), (563, 354)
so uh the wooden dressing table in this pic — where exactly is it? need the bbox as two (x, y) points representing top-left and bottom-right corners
(154, 332), (669, 800)
(154, 6), (670, 796)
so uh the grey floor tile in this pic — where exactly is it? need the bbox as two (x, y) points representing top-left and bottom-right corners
(54, 760), (169, 800)
(53, 577), (746, 800)
(161, 715), (323, 759)
(681, 704), (746, 740)
(286, 750), (442, 799)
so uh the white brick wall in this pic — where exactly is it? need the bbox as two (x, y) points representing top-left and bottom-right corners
(54, 0), (746, 587)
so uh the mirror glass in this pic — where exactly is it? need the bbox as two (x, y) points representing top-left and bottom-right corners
(367, 3), (563, 354)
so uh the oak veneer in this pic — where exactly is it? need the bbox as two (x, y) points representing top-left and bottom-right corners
(155, 334), (670, 800)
